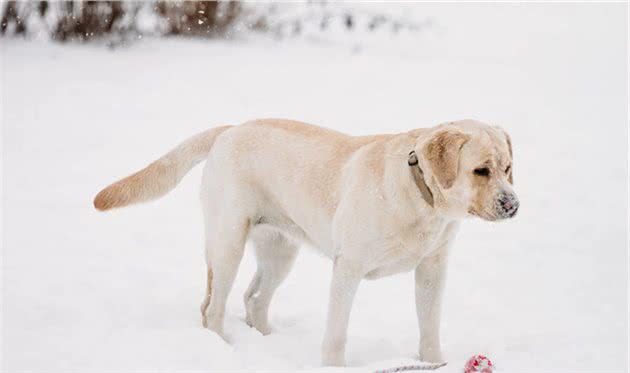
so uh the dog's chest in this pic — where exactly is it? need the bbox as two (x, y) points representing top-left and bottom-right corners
(364, 219), (450, 279)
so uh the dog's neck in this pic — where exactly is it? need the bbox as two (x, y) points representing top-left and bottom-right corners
(407, 150), (434, 208)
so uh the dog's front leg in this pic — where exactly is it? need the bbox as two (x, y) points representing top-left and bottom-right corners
(321, 257), (363, 366)
(415, 250), (448, 364)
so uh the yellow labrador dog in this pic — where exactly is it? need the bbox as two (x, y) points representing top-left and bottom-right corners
(94, 119), (518, 367)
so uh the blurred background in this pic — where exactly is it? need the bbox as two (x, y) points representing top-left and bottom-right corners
(1, 1), (429, 42)
(2, 1), (627, 373)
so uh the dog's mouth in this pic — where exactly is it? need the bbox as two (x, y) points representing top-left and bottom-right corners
(468, 207), (518, 222)
(468, 207), (498, 222)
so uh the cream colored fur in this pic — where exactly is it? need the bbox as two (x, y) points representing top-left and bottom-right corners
(94, 118), (518, 367)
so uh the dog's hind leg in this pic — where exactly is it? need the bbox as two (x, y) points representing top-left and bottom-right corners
(200, 264), (213, 328)
(244, 228), (298, 335)
(200, 210), (216, 328)
(202, 214), (250, 337)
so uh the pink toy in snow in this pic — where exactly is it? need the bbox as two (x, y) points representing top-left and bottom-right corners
(464, 355), (494, 373)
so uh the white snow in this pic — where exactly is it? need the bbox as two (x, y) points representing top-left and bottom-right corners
(2, 3), (627, 373)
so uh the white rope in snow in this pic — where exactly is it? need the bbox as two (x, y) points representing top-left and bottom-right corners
(373, 362), (447, 373)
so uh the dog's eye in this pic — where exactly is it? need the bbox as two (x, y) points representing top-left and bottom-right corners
(474, 167), (490, 176)
(505, 165), (511, 174)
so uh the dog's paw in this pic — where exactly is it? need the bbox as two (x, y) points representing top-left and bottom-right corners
(321, 356), (345, 367)
(245, 311), (254, 328)
(321, 347), (346, 367)
(244, 315), (271, 335)
(419, 345), (443, 365)
(205, 325), (232, 344)
(244, 297), (271, 335)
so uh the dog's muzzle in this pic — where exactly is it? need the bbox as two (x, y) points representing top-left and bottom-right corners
(496, 193), (519, 219)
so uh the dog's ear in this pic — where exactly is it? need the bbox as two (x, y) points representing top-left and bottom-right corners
(495, 126), (513, 184)
(422, 128), (470, 189)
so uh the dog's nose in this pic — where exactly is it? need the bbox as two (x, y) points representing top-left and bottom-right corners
(499, 194), (519, 218)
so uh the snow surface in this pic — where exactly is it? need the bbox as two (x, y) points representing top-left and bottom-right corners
(2, 3), (628, 373)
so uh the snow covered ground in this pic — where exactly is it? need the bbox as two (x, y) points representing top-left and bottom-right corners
(2, 3), (627, 372)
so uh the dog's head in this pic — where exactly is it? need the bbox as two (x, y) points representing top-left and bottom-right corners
(409, 120), (518, 221)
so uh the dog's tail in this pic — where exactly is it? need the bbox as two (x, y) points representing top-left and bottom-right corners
(93, 125), (232, 211)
